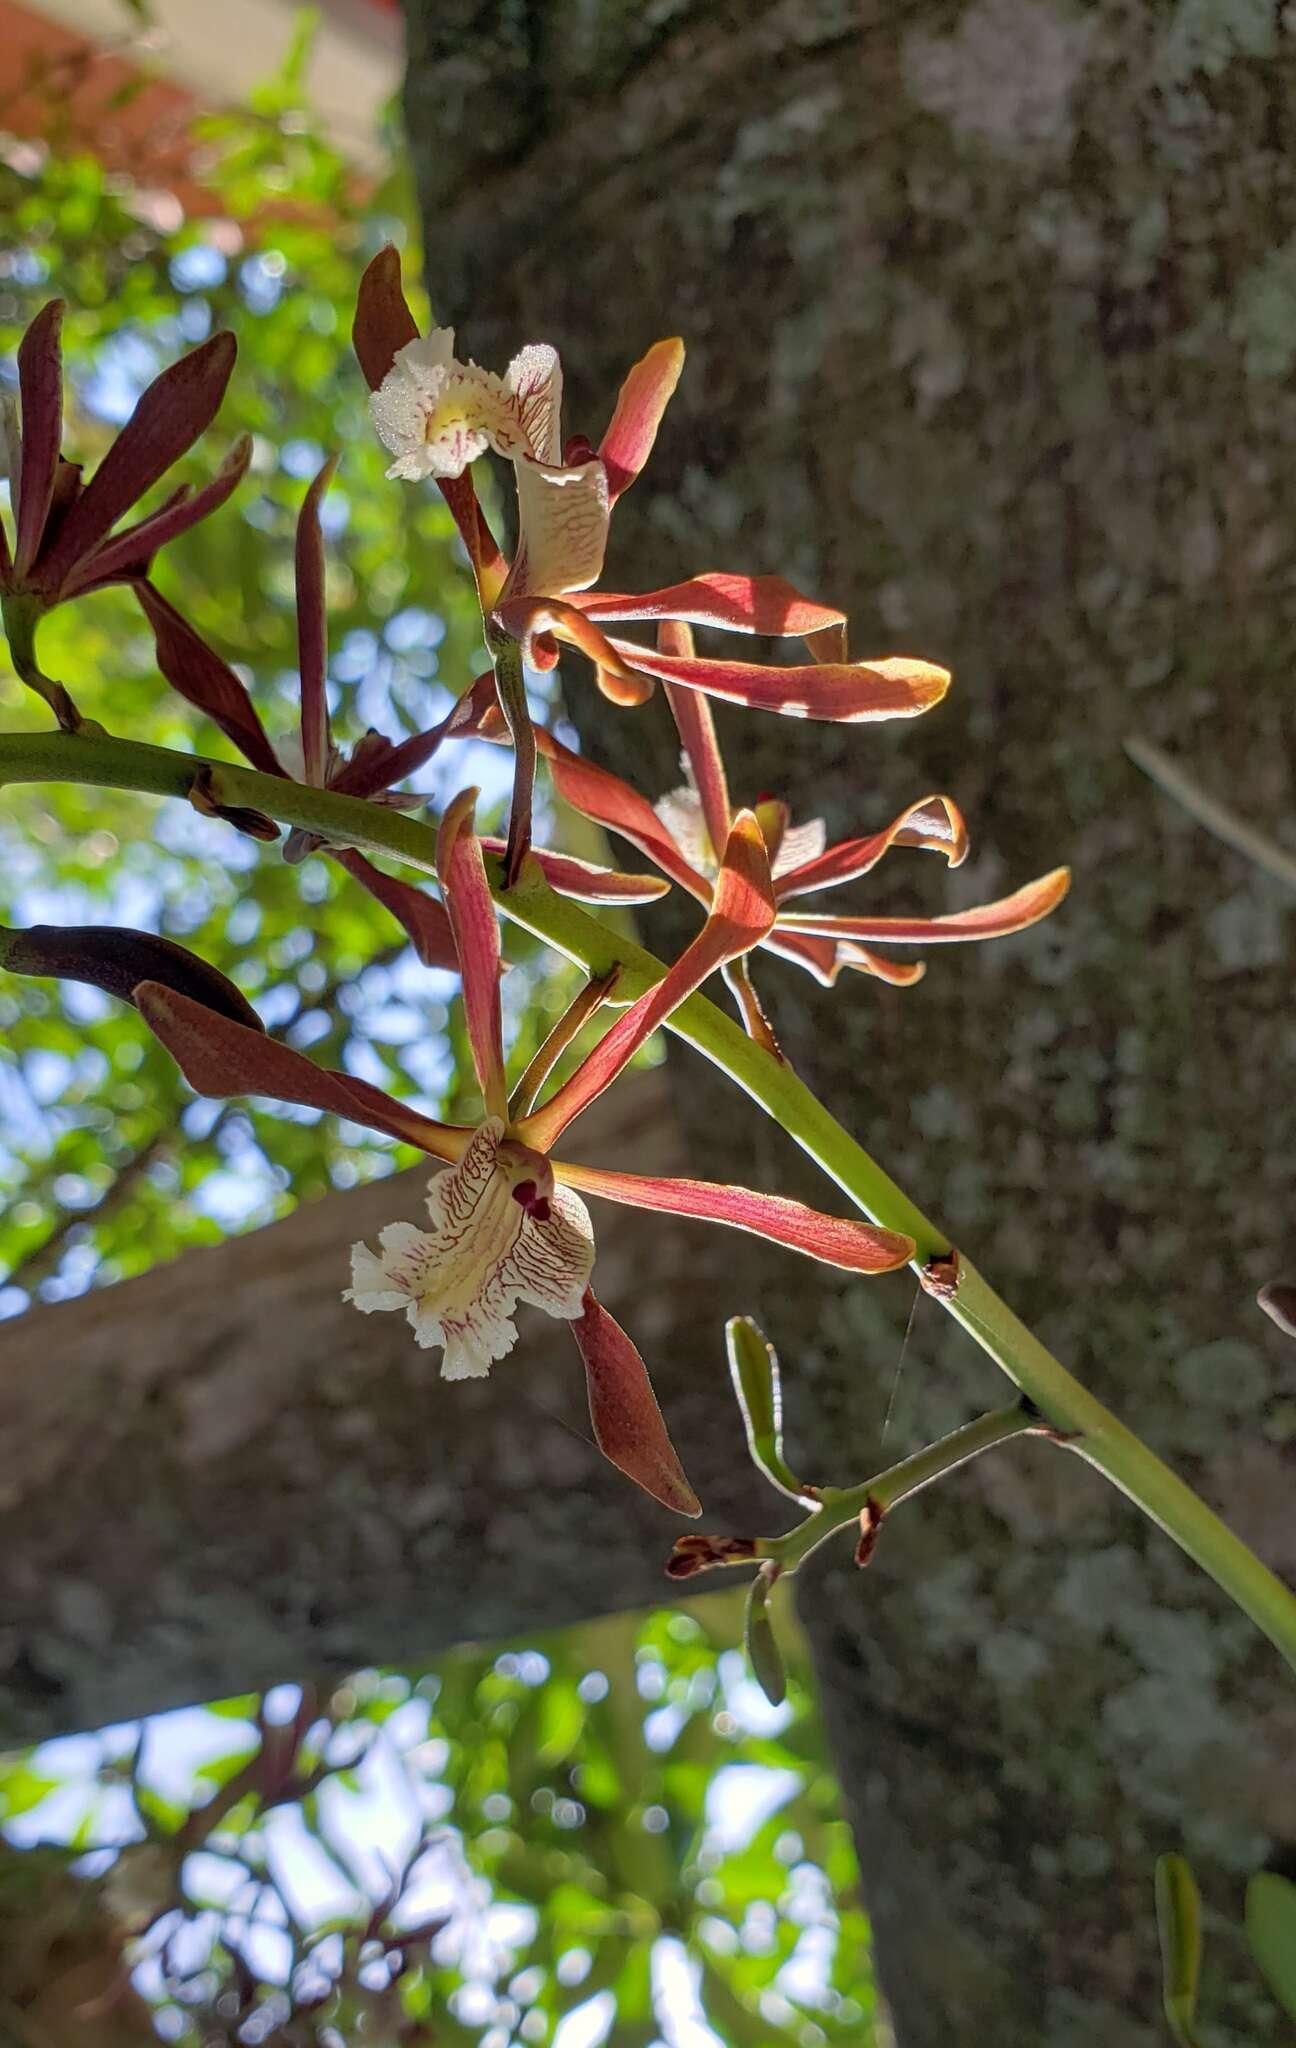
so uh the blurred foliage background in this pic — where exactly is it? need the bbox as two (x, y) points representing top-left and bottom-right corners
(0, 16), (879, 2044)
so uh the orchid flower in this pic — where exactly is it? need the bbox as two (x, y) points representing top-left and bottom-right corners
(135, 463), (669, 969)
(134, 790), (914, 1514)
(539, 624), (1069, 1051)
(1, 299), (248, 728)
(353, 247), (949, 884)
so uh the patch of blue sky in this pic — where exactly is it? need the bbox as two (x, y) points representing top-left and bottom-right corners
(776, 1918), (838, 2009)
(3, 1765), (143, 1852)
(76, 337), (156, 425)
(341, 1034), (396, 1090)
(169, 244), (228, 293)
(12, 869), (162, 931)
(223, 1913), (296, 1987)
(3, 246), (47, 287)
(22, 1046), (72, 1106)
(702, 1763), (801, 1857)
(333, 627), (379, 682)
(315, 1730), (427, 1896)
(192, 1151), (283, 1229)
(58, 980), (115, 1026)
(319, 490), (350, 541)
(175, 298), (213, 345)
(353, 648), (443, 734)
(239, 251), (286, 317)
(716, 1647), (794, 1738)
(135, 1703), (258, 1809)
(181, 1848), (256, 1911)
(154, 801), (260, 871)
(261, 1802), (365, 1925)
(352, 998), (427, 1046)
(644, 1703), (688, 1753)
(281, 438), (325, 480)
(553, 1988), (618, 2048)
(651, 1937), (724, 2048)
(132, 1910), (220, 2002)
(40, 1243), (100, 1304)
(285, 1006), (334, 1050)
(384, 606), (447, 656)
(0, 1067), (45, 1150)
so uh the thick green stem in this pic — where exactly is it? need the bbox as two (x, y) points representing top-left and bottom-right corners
(768, 1402), (1037, 1573)
(1, 727), (1293, 1672)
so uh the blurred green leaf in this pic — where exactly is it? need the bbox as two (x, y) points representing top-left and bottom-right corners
(1246, 1871), (1296, 2019)
(1155, 1853), (1203, 2046)
(744, 1565), (787, 1707)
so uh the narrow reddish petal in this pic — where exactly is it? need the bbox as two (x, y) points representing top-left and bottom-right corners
(61, 433), (253, 595)
(491, 638), (537, 885)
(722, 956), (783, 1059)
(775, 794), (970, 900)
(661, 644), (732, 857)
(38, 331), (237, 593)
(352, 244), (420, 389)
(598, 337), (684, 504)
(837, 945), (927, 987)
(134, 581), (283, 775)
(335, 671), (505, 800)
(761, 926), (844, 986)
(536, 727), (709, 901)
(554, 1163), (914, 1273)
(296, 456), (338, 786)
(437, 789), (508, 1118)
(605, 638), (951, 723)
(440, 470), (509, 609)
(14, 298), (65, 579)
(574, 572), (847, 639)
(778, 867), (1071, 944)
(514, 814), (775, 1150)
(135, 982), (465, 1158)
(493, 595), (641, 686)
(572, 1290), (701, 1516)
(480, 837), (670, 904)
(331, 849), (459, 969)
(594, 660), (657, 706)
(804, 619), (848, 664)
(507, 969), (620, 1121)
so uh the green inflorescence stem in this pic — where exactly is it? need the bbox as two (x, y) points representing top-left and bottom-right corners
(2, 726), (1294, 1673)
(766, 1402), (1038, 1574)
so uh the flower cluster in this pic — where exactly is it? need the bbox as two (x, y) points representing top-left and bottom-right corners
(1, 263), (1070, 1517)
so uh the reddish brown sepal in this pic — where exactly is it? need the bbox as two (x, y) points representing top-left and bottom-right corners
(188, 764), (281, 842)
(664, 1533), (759, 1580)
(0, 922), (263, 1029)
(854, 1495), (885, 1568)
(919, 1249), (961, 1299)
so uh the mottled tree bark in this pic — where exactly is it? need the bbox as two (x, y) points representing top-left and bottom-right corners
(400, 5), (1296, 2044)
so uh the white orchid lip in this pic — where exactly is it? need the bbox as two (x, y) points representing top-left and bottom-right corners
(344, 1117), (593, 1380)
(369, 329), (611, 598)
(655, 779), (826, 882)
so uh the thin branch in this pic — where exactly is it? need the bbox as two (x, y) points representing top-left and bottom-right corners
(1126, 736), (1296, 894)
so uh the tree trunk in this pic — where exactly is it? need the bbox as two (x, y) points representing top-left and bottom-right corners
(400, 5), (1296, 2044)
(0, 1073), (768, 1743)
